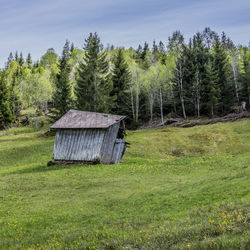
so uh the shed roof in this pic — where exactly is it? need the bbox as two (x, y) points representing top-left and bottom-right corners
(50, 110), (125, 129)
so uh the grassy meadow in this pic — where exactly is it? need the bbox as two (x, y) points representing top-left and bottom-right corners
(0, 120), (250, 249)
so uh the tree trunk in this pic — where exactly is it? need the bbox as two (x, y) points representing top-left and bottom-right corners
(178, 63), (186, 119)
(135, 70), (140, 123)
(194, 71), (200, 118)
(94, 70), (97, 111)
(135, 85), (139, 123)
(130, 87), (135, 121)
(159, 86), (164, 124)
(149, 93), (154, 121)
(232, 57), (239, 104)
(172, 88), (177, 113)
(197, 97), (200, 117)
(197, 79), (200, 118)
(211, 103), (214, 117)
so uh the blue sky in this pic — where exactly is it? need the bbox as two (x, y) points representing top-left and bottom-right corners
(0, 0), (250, 66)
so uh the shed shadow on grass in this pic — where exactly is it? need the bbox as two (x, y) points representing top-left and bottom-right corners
(6, 162), (113, 176)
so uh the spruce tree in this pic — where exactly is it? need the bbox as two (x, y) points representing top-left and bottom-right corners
(168, 31), (184, 55)
(111, 49), (131, 115)
(75, 32), (112, 112)
(191, 33), (209, 117)
(9, 67), (22, 120)
(203, 58), (220, 116)
(152, 40), (159, 62)
(241, 47), (250, 107)
(141, 42), (149, 60)
(202, 27), (218, 49)
(6, 52), (14, 69)
(70, 43), (75, 54)
(181, 40), (196, 116)
(26, 53), (32, 68)
(159, 45), (167, 65)
(52, 40), (72, 119)
(14, 51), (18, 62)
(213, 40), (234, 113)
(158, 41), (165, 53)
(0, 72), (13, 129)
(19, 52), (24, 66)
(136, 44), (142, 60)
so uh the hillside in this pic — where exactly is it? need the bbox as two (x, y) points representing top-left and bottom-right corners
(1, 120), (250, 249)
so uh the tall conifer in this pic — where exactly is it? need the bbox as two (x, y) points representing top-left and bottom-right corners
(26, 53), (32, 68)
(111, 49), (131, 115)
(203, 58), (220, 116)
(213, 40), (234, 113)
(52, 40), (72, 119)
(6, 52), (14, 69)
(75, 32), (112, 112)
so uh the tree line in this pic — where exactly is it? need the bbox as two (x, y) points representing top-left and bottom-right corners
(0, 28), (250, 129)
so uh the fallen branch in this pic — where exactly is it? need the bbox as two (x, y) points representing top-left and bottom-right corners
(170, 112), (250, 128)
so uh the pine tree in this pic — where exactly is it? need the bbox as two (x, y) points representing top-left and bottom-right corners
(111, 49), (131, 115)
(52, 40), (72, 119)
(75, 32), (112, 112)
(0, 72), (13, 129)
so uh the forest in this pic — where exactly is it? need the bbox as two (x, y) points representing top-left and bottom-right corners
(0, 27), (250, 129)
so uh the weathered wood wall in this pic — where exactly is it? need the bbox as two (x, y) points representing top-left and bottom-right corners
(53, 129), (105, 162)
(100, 122), (120, 164)
(112, 139), (126, 164)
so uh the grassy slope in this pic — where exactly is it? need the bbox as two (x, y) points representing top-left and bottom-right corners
(0, 120), (250, 249)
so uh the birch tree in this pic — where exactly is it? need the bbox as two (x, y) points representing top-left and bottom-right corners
(130, 63), (143, 123)
(174, 57), (186, 119)
(230, 48), (244, 105)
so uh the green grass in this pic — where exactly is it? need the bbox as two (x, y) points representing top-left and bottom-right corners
(0, 120), (250, 249)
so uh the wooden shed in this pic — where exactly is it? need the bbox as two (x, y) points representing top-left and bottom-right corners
(50, 110), (126, 164)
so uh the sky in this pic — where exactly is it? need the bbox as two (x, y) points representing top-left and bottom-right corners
(0, 0), (250, 66)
